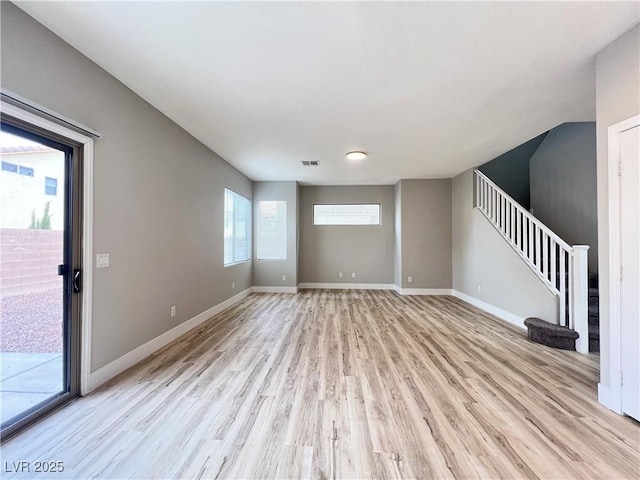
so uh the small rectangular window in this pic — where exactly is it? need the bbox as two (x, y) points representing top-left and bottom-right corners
(18, 166), (34, 177)
(1, 161), (18, 173)
(224, 188), (251, 266)
(257, 200), (287, 260)
(45, 177), (58, 196)
(313, 204), (381, 225)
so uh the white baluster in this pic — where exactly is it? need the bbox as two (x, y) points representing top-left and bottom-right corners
(536, 225), (541, 273)
(517, 210), (521, 253)
(568, 254), (574, 329)
(528, 219), (534, 264)
(483, 179), (487, 213)
(551, 241), (557, 289)
(559, 248), (566, 327)
(501, 195), (506, 235)
(542, 233), (548, 281)
(509, 203), (514, 244)
(492, 187), (497, 224)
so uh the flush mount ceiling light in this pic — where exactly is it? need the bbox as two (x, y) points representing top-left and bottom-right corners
(346, 151), (367, 161)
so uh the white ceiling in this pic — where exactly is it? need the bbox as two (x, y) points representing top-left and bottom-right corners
(15, 1), (639, 185)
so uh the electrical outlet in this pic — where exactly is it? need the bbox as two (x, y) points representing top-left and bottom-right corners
(351, 273), (356, 278)
(232, 282), (235, 290)
(408, 276), (413, 283)
(282, 275), (287, 281)
(171, 306), (176, 317)
(338, 272), (343, 278)
(477, 284), (482, 293)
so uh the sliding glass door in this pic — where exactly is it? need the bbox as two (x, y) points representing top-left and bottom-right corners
(0, 121), (81, 438)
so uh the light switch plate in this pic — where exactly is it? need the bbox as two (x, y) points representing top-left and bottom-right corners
(96, 253), (110, 268)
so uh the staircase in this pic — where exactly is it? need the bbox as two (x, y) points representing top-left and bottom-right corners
(588, 279), (600, 352)
(474, 170), (592, 353)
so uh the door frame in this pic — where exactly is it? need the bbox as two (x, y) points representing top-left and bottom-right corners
(1, 99), (95, 396)
(600, 113), (640, 414)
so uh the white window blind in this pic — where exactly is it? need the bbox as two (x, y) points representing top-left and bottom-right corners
(224, 188), (251, 266)
(313, 204), (381, 225)
(257, 200), (287, 260)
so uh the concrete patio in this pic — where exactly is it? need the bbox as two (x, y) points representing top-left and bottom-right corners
(1, 352), (63, 425)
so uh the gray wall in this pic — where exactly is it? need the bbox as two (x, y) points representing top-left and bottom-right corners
(452, 169), (558, 326)
(397, 179), (452, 289)
(252, 181), (298, 287)
(595, 25), (640, 389)
(529, 122), (598, 274)
(1, 3), (253, 371)
(394, 182), (402, 286)
(479, 132), (548, 209)
(296, 184), (301, 285)
(299, 186), (394, 284)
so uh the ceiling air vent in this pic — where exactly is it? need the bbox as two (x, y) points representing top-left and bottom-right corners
(301, 160), (320, 167)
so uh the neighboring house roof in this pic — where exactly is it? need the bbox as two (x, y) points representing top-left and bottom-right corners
(1, 145), (56, 154)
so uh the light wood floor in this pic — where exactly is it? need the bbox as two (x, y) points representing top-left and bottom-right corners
(2, 291), (638, 479)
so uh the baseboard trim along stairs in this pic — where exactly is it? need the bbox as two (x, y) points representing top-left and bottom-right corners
(452, 290), (526, 329)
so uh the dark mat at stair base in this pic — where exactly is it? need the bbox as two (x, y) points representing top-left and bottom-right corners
(524, 317), (578, 351)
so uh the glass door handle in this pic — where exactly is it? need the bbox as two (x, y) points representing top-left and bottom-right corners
(73, 269), (82, 293)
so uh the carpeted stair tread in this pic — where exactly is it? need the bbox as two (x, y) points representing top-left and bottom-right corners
(524, 317), (578, 351)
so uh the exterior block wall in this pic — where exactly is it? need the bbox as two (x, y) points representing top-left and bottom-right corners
(0, 228), (63, 297)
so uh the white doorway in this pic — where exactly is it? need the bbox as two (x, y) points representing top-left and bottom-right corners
(603, 114), (640, 421)
(619, 124), (639, 421)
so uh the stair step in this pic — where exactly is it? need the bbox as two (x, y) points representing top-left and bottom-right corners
(589, 287), (599, 298)
(524, 317), (578, 351)
(589, 325), (600, 353)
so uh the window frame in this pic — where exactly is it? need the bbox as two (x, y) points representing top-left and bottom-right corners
(18, 165), (34, 177)
(45, 176), (58, 196)
(2, 161), (18, 173)
(224, 188), (252, 267)
(313, 203), (382, 226)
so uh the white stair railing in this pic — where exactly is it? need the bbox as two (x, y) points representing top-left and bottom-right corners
(474, 170), (589, 353)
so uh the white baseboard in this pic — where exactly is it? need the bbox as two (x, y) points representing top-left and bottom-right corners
(87, 287), (252, 393)
(598, 382), (622, 414)
(298, 283), (395, 290)
(394, 286), (453, 296)
(452, 290), (526, 329)
(252, 286), (298, 294)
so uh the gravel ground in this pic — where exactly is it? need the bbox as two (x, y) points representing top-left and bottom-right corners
(1, 289), (63, 353)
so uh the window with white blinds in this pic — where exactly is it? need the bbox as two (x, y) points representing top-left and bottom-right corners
(257, 200), (287, 260)
(313, 204), (381, 225)
(224, 188), (251, 266)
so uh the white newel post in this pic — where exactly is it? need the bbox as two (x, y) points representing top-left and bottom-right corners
(572, 245), (590, 353)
